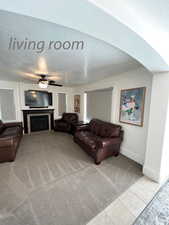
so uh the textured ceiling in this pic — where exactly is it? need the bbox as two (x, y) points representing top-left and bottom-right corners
(0, 10), (141, 86)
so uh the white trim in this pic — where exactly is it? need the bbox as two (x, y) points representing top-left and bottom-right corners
(111, 86), (118, 123)
(84, 93), (87, 122)
(27, 113), (51, 134)
(143, 166), (160, 183)
(143, 165), (169, 184)
(2, 120), (21, 123)
(66, 93), (68, 112)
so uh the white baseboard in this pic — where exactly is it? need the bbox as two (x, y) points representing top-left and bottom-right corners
(143, 165), (169, 184)
(121, 147), (144, 165)
(143, 166), (160, 182)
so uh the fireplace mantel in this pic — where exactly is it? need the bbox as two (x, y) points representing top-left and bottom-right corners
(22, 109), (54, 134)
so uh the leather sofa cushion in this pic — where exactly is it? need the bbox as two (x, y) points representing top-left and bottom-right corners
(99, 124), (121, 138)
(63, 113), (78, 124)
(57, 121), (69, 128)
(75, 131), (98, 151)
(0, 127), (20, 137)
(89, 119), (121, 138)
(89, 120), (101, 136)
(0, 121), (4, 134)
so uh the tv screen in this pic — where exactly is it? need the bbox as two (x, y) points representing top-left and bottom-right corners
(25, 90), (52, 108)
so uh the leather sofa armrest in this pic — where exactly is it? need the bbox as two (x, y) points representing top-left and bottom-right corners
(75, 124), (90, 132)
(4, 122), (22, 128)
(54, 119), (63, 123)
(97, 137), (122, 148)
(0, 136), (14, 147)
(54, 119), (64, 130)
(70, 120), (79, 125)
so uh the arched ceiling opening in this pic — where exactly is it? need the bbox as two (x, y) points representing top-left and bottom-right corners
(0, 0), (168, 80)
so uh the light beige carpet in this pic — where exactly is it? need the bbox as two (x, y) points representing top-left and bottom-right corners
(0, 132), (142, 225)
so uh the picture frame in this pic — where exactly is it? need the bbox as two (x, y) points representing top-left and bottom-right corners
(119, 87), (146, 126)
(74, 95), (80, 113)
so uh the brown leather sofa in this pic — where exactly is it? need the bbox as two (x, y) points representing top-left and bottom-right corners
(0, 120), (23, 163)
(54, 113), (79, 133)
(74, 119), (123, 164)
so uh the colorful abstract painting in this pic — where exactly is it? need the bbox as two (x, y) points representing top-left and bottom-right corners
(119, 87), (146, 126)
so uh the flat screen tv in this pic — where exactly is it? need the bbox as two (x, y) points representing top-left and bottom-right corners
(25, 90), (52, 108)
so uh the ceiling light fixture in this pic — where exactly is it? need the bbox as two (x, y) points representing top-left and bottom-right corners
(38, 79), (48, 88)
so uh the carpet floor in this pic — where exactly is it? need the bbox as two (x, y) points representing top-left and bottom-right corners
(0, 132), (142, 225)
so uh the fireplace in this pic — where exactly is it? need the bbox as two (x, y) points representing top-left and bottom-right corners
(22, 109), (54, 134)
(28, 114), (51, 133)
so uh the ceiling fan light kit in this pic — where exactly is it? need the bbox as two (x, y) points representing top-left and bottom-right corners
(37, 74), (63, 88)
(38, 79), (48, 88)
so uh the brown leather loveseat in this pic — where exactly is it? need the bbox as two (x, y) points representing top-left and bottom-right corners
(54, 113), (79, 133)
(74, 119), (123, 164)
(0, 120), (23, 163)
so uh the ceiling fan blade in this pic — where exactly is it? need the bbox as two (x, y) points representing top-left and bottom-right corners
(35, 73), (61, 80)
(17, 71), (40, 79)
(47, 76), (61, 81)
(47, 72), (63, 76)
(48, 80), (63, 87)
(49, 83), (63, 87)
(35, 73), (46, 77)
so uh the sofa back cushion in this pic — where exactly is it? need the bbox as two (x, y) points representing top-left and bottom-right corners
(0, 120), (4, 134)
(89, 119), (121, 138)
(63, 113), (78, 124)
(89, 119), (101, 136)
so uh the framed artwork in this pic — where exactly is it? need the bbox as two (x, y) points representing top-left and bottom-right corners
(119, 87), (146, 126)
(74, 95), (80, 113)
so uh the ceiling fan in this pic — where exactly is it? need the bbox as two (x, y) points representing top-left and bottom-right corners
(0, 68), (63, 88)
(36, 74), (63, 88)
